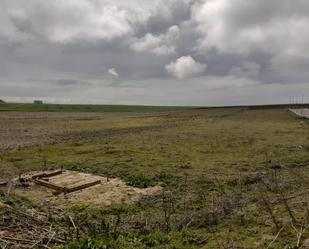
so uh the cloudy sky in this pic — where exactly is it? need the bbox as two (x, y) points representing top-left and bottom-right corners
(1, 0), (309, 106)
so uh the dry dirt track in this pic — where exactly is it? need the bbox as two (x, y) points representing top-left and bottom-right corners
(0, 111), (170, 152)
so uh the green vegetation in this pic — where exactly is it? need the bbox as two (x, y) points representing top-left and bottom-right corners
(0, 103), (191, 112)
(115, 172), (176, 188)
(0, 107), (308, 248)
(1, 102), (308, 113)
(2, 108), (307, 177)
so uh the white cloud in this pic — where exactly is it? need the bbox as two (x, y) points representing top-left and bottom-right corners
(130, 26), (180, 55)
(108, 68), (119, 77)
(192, 0), (309, 57)
(2, 0), (141, 43)
(165, 56), (207, 79)
(1, 0), (190, 44)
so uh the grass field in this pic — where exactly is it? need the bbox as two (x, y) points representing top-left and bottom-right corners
(0, 103), (191, 112)
(0, 106), (308, 248)
(1, 102), (308, 113)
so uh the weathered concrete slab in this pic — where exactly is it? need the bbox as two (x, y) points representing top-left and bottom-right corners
(289, 108), (309, 118)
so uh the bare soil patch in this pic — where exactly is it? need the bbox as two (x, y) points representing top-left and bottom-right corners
(13, 170), (162, 207)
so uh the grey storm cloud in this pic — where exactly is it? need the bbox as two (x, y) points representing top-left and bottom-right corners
(0, 0), (309, 105)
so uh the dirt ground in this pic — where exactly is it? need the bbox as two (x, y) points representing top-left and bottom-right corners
(0, 111), (167, 152)
(14, 170), (162, 207)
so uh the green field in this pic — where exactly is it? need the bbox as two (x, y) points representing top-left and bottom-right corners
(0, 107), (308, 248)
(1, 102), (308, 113)
(0, 103), (191, 112)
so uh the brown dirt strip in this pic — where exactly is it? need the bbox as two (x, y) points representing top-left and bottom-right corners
(0, 111), (176, 152)
(50, 124), (168, 146)
(0, 124), (172, 153)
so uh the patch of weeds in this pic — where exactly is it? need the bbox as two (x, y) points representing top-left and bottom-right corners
(102, 204), (142, 216)
(116, 172), (177, 188)
(126, 174), (156, 188)
(227, 173), (262, 187)
(180, 230), (208, 246)
(194, 179), (227, 192)
(153, 172), (177, 186)
(116, 173), (156, 188)
(61, 237), (105, 249)
(70, 204), (89, 214)
(72, 142), (83, 147)
(0, 190), (32, 207)
(61, 230), (142, 249)
(7, 157), (23, 163)
(140, 232), (170, 247)
(65, 163), (84, 172)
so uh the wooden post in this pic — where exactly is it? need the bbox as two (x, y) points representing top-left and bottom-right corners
(34, 179), (66, 192)
(66, 180), (101, 194)
(31, 169), (63, 180)
(52, 180), (101, 196)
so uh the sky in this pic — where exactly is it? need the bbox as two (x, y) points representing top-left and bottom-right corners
(0, 0), (309, 106)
